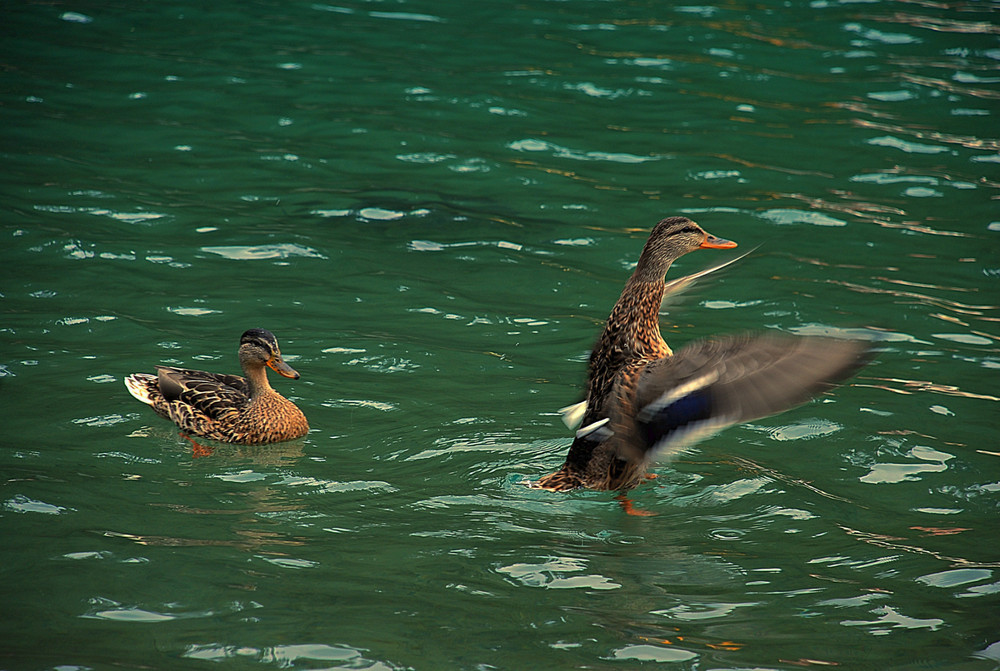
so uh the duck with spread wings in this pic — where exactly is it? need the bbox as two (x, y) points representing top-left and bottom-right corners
(535, 216), (869, 500)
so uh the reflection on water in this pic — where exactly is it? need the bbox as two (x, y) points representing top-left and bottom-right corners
(838, 525), (1000, 570)
(183, 642), (395, 669)
(863, 376), (999, 401)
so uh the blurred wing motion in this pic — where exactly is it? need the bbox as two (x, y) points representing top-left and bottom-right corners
(620, 333), (870, 463)
(557, 248), (758, 434)
(661, 246), (759, 306)
(537, 218), (872, 495)
(559, 400), (588, 429)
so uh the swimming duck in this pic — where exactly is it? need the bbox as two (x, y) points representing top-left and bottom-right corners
(125, 328), (309, 444)
(535, 216), (868, 495)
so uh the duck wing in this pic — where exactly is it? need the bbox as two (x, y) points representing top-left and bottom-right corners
(155, 366), (250, 420)
(618, 333), (870, 463)
(560, 248), (759, 433)
(661, 246), (758, 303)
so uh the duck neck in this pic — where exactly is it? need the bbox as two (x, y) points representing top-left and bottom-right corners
(607, 273), (671, 360)
(243, 365), (274, 399)
(585, 272), (671, 406)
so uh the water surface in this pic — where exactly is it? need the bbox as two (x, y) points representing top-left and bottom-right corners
(2, 1), (999, 669)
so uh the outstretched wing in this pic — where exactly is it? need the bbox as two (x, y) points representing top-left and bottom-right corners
(562, 248), (757, 433)
(661, 246), (759, 304)
(622, 333), (870, 463)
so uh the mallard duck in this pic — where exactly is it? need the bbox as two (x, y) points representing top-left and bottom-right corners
(535, 216), (868, 495)
(125, 328), (309, 444)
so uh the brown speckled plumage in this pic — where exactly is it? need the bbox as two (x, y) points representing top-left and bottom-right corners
(536, 216), (869, 494)
(126, 329), (309, 445)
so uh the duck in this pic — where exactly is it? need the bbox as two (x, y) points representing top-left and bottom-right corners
(125, 328), (309, 444)
(535, 216), (869, 498)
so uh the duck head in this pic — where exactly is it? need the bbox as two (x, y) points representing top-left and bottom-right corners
(632, 216), (737, 282)
(239, 328), (300, 379)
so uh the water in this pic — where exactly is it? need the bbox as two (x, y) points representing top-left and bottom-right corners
(2, 0), (998, 668)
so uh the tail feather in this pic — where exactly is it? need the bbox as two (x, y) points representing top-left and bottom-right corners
(124, 373), (158, 406)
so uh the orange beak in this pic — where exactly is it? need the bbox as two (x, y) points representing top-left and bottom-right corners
(267, 355), (301, 380)
(700, 233), (738, 249)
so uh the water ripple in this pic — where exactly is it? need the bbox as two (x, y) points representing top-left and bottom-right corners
(82, 597), (213, 623)
(608, 644), (698, 663)
(497, 557), (622, 590)
(4, 495), (71, 515)
(201, 244), (325, 260)
(507, 138), (663, 163)
(183, 642), (396, 669)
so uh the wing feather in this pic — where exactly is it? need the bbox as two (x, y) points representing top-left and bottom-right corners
(626, 334), (869, 462)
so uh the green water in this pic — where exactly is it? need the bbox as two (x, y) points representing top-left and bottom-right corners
(3, 0), (998, 668)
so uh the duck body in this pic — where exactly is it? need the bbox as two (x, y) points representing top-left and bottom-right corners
(125, 329), (309, 445)
(536, 216), (868, 492)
